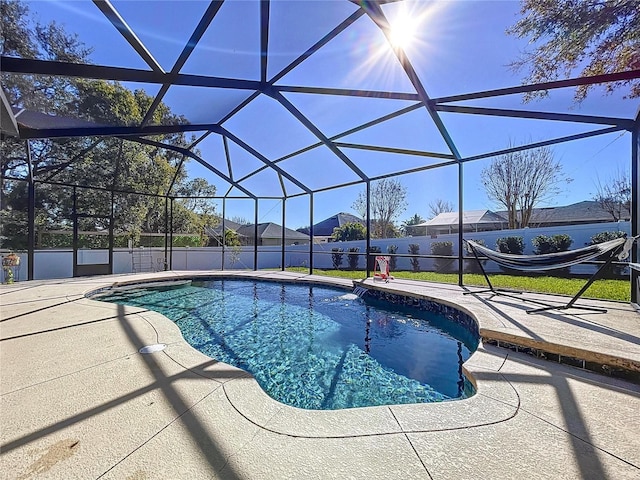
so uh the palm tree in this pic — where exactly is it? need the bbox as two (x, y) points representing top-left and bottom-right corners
(401, 214), (425, 236)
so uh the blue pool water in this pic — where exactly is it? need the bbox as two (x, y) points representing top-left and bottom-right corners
(97, 279), (478, 409)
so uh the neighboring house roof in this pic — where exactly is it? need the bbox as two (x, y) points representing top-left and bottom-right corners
(416, 210), (508, 228)
(237, 222), (310, 240)
(204, 219), (246, 237)
(298, 212), (365, 236)
(419, 202), (629, 231)
(515, 201), (630, 225)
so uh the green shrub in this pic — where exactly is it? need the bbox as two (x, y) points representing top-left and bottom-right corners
(431, 241), (454, 273)
(496, 236), (524, 255)
(367, 245), (382, 270)
(590, 231), (626, 245)
(347, 247), (360, 270)
(552, 234), (573, 252)
(464, 239), (486, 274)
(495, 236), (524, 273)
(408, 243), (420, 272)
(431, 241), (453, 256)
(222, 229), (241, 247)
(531, 235), (554, 255)
(464, 238), (486, 255)
(172, 235), (202, 247)
(387, 244), (398, 270)
(532, 234), (573, 255)
(331, 247), (344, 269)
(590, 231), (628, 278)
(332, 222), (366, 242)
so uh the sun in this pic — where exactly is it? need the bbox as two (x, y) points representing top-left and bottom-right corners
(388, 13), (420, 49)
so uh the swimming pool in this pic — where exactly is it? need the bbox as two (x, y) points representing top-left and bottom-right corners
(96, 279), (479, 409)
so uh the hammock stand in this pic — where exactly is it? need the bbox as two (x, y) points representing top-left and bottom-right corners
(463, 237), (636, 314)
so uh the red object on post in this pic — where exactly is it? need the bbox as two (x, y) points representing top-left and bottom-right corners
(373, 255), (394, 282)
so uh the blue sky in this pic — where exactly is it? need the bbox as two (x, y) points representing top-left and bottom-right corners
(27, 0), (636, 230)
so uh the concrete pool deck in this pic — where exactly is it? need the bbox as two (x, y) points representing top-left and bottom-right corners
(1, 271), (639, 479)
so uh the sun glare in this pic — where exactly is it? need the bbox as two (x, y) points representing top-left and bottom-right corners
(388, 14), (419, 49)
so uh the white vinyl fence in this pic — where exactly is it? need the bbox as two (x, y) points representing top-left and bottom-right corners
(1, 221), (632, 282)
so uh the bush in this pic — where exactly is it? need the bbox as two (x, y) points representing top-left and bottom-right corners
(495, 236), (524, 273)
(331, 247), (344, 269)
(387, 244), (398, 270)
(590, 231), (628, 278)
(368, 245), (382, 270)
(431, 241), (453, 256)
(590, 231), (626, 245)
(332, 222), (366, 242)
(464, 238), (486, 255)
(172, 235), (202, 247)
(532, 234), (573, 255)
(408, 243), (420, 272)
(553, 234), (573, 252)
(464, 239), (486, 274)
(347, 247), (360, 270)
(496, 236), (524, 255)
(431, 241), (454, 273)
(531, 235), (554, 255)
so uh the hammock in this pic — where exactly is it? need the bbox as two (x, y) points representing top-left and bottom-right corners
(464, 236), (636, 314)
(466, 237), (628, 272)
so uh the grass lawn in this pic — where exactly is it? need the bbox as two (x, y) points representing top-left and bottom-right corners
(284, 267), (631, 302)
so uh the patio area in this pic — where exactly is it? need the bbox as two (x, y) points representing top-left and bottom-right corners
(1, 271), (639, 479)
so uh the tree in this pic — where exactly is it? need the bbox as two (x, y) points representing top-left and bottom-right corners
(230, 216), (252, 225)
(428, 199), (454, 219)
(347, 247), (360, 270)
(0, 0), (216, 248)
(401, 213), (425, 236)
(331, 247), (344, 269)
(593, 170), (631, 221)
(331, 222), (366, 242)
(352, 178), (408, 238)
(408, 244), (421, 272)
(223, 229), (241, 247)
(370, 220), (401, 238)
(481, 143), (570, 229)
(507, 0), (640, 102)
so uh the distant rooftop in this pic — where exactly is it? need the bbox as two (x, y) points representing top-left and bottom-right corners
(237, 222), (310, 241)
(298, 212), (365, 237)
(417, 210), (507, 228)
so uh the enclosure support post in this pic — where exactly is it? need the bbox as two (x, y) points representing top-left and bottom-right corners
(366, 181), (371, 278)
(281, 199), (286, 271)
(108, 190), (114, 274)
(254, 199), (259, 270)
(169, 198), (174, 270)
(221, 198), (226, 270)
(458, 160), (464, 287)
(632, 110), (639, 303)
(72, 187), (78, 276)
(309, 193), (314, 274)
(163, 196), (169, 270)
(26, 140), (35, 281)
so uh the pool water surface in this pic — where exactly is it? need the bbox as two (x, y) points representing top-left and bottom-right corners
(97, 279), (478, 409)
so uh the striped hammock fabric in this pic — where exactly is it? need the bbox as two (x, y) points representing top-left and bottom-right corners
(466, 237), (631, 272)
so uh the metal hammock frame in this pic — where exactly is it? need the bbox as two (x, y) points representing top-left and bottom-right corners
(464, 236), (636, 314)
